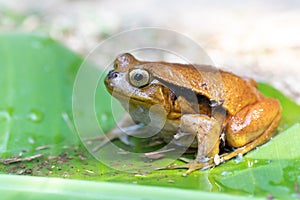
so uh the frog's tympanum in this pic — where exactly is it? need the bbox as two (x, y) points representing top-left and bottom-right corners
(91, 53), (282, 175)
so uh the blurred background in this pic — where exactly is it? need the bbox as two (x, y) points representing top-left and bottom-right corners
(1, 0), (299, 103)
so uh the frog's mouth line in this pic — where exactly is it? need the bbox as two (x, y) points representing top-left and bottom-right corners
(105, 85), (156, 108)
(104, 76), (154, 105)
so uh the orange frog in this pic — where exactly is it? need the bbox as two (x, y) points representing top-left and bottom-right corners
(89, 53), (282, 175)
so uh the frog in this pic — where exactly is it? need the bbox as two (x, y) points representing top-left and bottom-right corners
(88, 53), (282, 175)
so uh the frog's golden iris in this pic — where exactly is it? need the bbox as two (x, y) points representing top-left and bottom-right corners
(128, 68), (151, 88)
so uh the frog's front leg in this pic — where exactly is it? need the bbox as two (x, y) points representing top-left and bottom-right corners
(168, 114), (222, 175)
(85, 113), (141, 152)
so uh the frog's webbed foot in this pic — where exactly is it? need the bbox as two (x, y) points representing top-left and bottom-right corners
(159, 158), (215, 176)
(85, 122), (148, 152)
(84, 113), (144, 152)
(85, 129), (125, 152)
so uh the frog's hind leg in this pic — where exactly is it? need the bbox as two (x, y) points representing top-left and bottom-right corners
(220, 98), (282, 163)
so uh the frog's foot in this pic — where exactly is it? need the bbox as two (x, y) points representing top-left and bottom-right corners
(84, 130), (125, 152)
(85, 124), (145, 152)
(159, 158), (215, 176)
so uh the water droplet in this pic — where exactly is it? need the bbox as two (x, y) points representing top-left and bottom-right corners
(0, 108), (13, 122)
(101, 113), (108, 122)
(235, 153), (243, 163)
(28, 137), (35, 144)
(27, 109), (43, 123)
(221, 171), (233, 176)
(0, 110), (10, 122)
(247, 161), (253, 168)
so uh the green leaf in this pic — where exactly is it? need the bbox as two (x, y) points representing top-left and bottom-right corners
(0, 33), (81, 157)
(258, 83), (300, 127)
(216, 123), (300, 198)
(0, 33), (300, 199)
(248, 123), (300, 160)
(0, 174), (263, 200)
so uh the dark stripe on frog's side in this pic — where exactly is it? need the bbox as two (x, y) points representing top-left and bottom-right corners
(169, 89), (177, 104)
(156, 76), (218, 116)
(144, 63), (259, 115)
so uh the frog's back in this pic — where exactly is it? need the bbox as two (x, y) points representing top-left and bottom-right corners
(218, 71), (259, 114)
(145, 62), (259, 115)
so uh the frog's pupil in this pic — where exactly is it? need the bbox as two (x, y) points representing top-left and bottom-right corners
(134, 73), (144, 81)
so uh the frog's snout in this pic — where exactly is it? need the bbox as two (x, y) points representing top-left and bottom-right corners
(107, 70), (119, 79)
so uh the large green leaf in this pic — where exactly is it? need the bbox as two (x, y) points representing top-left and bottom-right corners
(0, 33), (81, 157)
(0, 33), (300, 199)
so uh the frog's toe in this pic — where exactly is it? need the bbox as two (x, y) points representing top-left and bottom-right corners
(158, 160), (213, 176)
(182, 161), (212, 176)
(84, 131), (123, 152)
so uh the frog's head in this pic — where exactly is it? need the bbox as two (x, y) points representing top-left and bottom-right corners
(104, 53), (171, 116)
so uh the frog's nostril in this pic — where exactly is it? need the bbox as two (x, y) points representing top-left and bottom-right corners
(107, 70), (119, 79)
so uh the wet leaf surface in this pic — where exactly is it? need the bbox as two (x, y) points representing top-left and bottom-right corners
(0, 33), (299, 199)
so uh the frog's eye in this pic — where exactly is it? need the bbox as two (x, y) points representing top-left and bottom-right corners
(128, 68), (151, 88)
